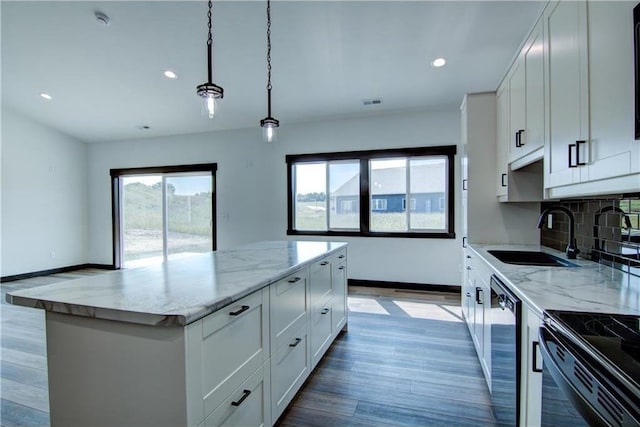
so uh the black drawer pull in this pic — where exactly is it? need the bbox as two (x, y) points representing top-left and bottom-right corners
(231, 389), (252, 407)
(229, 305), (250, 316)
(288, 277), (301, 283)
(568, 143), (577, 168)
(338, 266), (345, 270)
(576, 140), (586, 166)
(289, 337), (302, 347)
(321, 308), (330, 315)
(462, 179), (468, 191)
(501, 173), (507, 187)
(532, 341), (543, 373)
(338, 254), (345, 259)
(475, 287), (483, 304)
(320, 261), (329, 266)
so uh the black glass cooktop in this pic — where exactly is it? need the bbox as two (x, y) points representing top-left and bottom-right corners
(545, 310), (640, 390)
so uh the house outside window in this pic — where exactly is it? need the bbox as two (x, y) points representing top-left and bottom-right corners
(286, 146), (456, 238)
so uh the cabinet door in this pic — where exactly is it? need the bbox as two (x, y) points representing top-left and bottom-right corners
(203, 364), (271, 427)
(522, 21), (545, 158)
(310, 257), (332, 304)
(521, 307), (543, 427)
(583, 1), (636, 182)
(198, 290), (270, 418)
(508, 58), (526, 163)
(544, 0), (589, 189)
(332, 260), (347, 334)
(496, 82), (509, 197)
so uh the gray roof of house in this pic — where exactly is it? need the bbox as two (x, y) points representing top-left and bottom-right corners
(331, 163), (447, 197)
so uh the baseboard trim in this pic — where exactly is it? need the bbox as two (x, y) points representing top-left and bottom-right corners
(348, 279), (460, 294)
(1, 263), (116, 283)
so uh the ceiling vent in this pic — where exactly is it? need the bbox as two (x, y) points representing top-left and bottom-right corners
(362, 98), (383, 106)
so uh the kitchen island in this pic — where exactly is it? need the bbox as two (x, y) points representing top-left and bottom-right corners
(6, 240), (348, 427)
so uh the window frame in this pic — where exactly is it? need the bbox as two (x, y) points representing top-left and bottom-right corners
(286, 146), (456, 239)
(110, 163), (217, 269)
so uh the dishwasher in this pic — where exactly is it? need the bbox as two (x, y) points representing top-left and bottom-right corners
(490, 274), (522, 426)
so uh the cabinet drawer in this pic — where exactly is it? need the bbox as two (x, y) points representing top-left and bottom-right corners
(270, 268), (307, 337)
(310, 301), (333, 368)
(271, 317), (310, 422)
(203, 363), (271, 427)
(310, 256), (333, 304)
(200, 290), (269, 418)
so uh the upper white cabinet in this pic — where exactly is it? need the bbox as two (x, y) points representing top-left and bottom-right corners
(513, 19), (545, 166)
(543, 0), (590, 190)
(544, 0), (640, 198)
(496, 81), (509, 198)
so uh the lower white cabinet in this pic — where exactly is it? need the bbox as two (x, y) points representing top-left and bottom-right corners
(520, 306), (544, 427)
(201, 363), (271, 427)
(462, 248), (491, 388)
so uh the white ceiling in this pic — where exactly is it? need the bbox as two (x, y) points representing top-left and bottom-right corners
(1, 1), (544, 143)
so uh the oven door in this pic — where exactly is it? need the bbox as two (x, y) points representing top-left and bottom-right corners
(539, 325), (640, 427)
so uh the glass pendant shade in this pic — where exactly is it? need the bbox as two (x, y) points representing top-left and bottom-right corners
(260, 117), (279, 143)
(197, 82), (223, 119)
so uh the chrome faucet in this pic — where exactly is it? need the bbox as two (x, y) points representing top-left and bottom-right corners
(537, 206), (580, 259)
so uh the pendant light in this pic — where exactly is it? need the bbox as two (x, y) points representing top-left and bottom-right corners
(260, 0), (279, 142)
(196, 0), (223, 119)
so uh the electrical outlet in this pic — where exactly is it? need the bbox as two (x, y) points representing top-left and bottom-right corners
(50, 251), (56, 259)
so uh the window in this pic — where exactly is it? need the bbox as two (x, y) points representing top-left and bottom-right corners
(286, 146), (456, 238)
(110, 164), (217, 268)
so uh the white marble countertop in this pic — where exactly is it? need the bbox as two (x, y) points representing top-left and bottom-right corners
(468, 243), (640, 317)
(6, 240), (347, 327)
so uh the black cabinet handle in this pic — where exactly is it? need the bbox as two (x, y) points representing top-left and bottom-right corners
(568, 143), (577, 168)
(289, 337), (302, 347)
(321, 308), (330, 315)
(462, 179), (468, 191)
(288, 277), (301, 283)
(462, 236), (467, 248)
(231, 389), (252, 407)
(501, 173), (507, 187)
(576, 140), (586, 166)
(338, 254), (345, 259)
(515, 129), (525, 147)
(320, 261), (329, 266)
(532, 341), (543, 373)
(229, 305), (250, 316)
(338, 266), (345, 270)
(475, 287), (483, 304)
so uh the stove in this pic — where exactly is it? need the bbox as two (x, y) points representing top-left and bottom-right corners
(541, 311), (640, 427)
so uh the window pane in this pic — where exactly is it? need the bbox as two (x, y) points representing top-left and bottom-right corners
(329, 161), (360, 229)
(370, 158), (407, 232)
(122, 175), (163, 267)
(294, 163), (327, 231)
(166, 174), (213, 257)
(409, 157), (447, 230)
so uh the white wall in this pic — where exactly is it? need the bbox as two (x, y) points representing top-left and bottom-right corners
(88, 109), (464, 286)
(1, 108), (89, 276)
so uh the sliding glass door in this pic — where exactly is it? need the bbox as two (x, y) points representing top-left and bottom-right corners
(111, 164), (216, 269)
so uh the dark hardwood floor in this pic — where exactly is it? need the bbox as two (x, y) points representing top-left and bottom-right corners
(1, 273), (495, 427)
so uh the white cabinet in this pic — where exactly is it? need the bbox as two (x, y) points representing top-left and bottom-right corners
(462, 248), (491, 387)
(545, 0), (640, 198)
(496, 81), (509, 198)
(309, 249), (347, 368)
(510, 19), (545, 167)
(520, 306), (544, 427)
(543, 0), (590, 191)
(269, 269), (310, 423)
(191, 290), (271, 422)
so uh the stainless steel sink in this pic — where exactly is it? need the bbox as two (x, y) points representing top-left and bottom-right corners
(487, 250), (579, 267)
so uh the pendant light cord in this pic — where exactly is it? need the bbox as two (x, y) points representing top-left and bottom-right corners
(207, 0), (213, 83)
(266, 0), (272, 116)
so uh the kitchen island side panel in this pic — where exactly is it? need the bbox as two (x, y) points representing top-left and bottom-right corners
(45, 311), (189, 427)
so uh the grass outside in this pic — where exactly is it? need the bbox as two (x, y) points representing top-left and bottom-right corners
(295, 201), (445, 231)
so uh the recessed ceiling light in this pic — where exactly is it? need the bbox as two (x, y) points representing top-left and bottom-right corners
(136, 125), (151, 130)
(40, 93), (52, 100)
(431, 58), (447, 68)
(163, 70), (178, 80)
